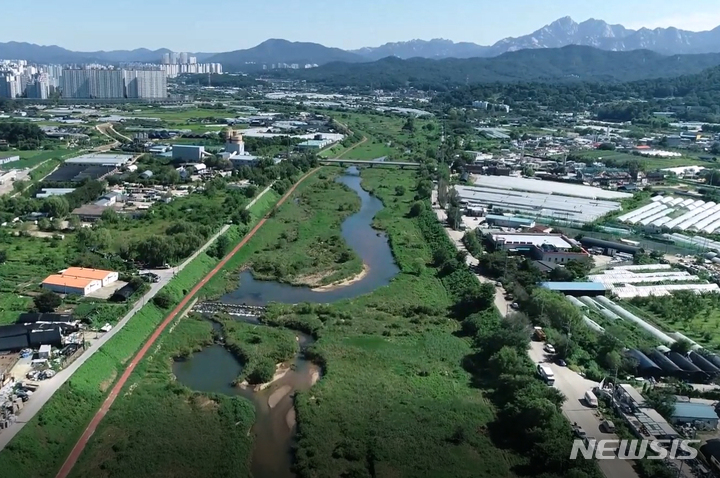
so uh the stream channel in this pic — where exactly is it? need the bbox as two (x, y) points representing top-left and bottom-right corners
(173, 167), (400, 478)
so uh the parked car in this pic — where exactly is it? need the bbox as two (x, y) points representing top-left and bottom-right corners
(573, 424), (587, 438)
(601, 420), (616, 433)
(556, 358), (567, 367)
(510, 302), (519, 310)
(544, 344), (556, 354)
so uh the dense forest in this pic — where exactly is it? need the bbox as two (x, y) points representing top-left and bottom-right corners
(0, 121), (46, 149)
(264, 46), (720, 91)
(433, 65), (720, 121)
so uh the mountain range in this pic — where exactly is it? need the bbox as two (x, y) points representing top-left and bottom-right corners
(265, 46), (720, 89)
(3, 16), (720, 68)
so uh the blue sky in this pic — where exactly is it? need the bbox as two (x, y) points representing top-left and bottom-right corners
(5, 0), (720, 52)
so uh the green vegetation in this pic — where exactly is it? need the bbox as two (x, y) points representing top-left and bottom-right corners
(269, 46), (720, 91)
(628, 291), (720, 348)
(0, 249), (225, 478)
(250, 171), (363, 286)
(0, 149), (73, 171)
(213, 314), (299, 384)
(318, 111), (440, 162)
(68, 313), (256, 478)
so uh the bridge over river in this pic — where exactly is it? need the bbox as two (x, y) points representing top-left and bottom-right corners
(192, 301), (267, 317)
(320, 158), (419, 168)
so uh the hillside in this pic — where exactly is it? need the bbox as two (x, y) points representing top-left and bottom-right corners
(264, 46), (720, 90)
(206, 39), (364, 71)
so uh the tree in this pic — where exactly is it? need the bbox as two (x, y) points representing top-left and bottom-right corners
(402, 117), (415, 132)
(409, 201), (425, 217)
(416, 180), (433, 199)
(41, 196), (70, 218)
(0, 250), (6, 264)
(247, 358), (276, 384)
(100, 208), (120, 223)
(394, 185), (406, 196)
(153, 291), (172, 309)
(209, 234), (231, 259)
(670, 339), (693, 355)
(34, 291), (61, 312)
(68, 215), (81, 230)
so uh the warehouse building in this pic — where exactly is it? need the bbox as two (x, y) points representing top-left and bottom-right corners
(62, 267), (118, 286)
(579, 237), (641, 256)
(484, 214), (536, 229)
(64, 153), (133, 167)
(487, 233), (589, 264)
(670, 402), (719, 430)
(172, 145), (206, 162)
(42, 275), (101, 296)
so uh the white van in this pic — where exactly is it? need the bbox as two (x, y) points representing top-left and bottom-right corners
(537, 364), (555, 385)
(584, 389), (598, 407)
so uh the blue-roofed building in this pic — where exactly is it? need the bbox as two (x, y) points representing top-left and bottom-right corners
(541, 282), (606, 297)
(670, 402), (719, 430)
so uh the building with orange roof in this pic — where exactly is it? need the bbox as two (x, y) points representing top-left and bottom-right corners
(42, 275), (101, 296)
(62, 267), (118, 287)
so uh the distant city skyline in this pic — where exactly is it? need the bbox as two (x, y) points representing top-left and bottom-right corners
(3, 0), (720, 52)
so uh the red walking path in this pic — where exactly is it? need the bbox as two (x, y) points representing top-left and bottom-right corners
(55, 168), (319, 478)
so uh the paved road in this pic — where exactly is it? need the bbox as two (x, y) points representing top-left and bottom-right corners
(0, 185), (275, 452)
(0, 224), (230, 451)
(432, 198), (640, 478)
(528, 342), (639, 478)
(54, 170), (317, 478)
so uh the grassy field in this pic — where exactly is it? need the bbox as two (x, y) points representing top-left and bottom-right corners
(0, 149), (73, 171)
(50, 167), (520, 478)
(0, 187), (284, 477)
(283, 168), (518, 477)
(201, 169), (360, 296)
(249, 170), (363, 286)
(0, 233), (74, 324)
(0, 252), (224, 478)
(320, 111), (440, 161)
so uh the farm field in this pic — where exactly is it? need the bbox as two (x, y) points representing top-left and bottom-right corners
(576, 149), (705, 170)
(625, 293), (720, 349)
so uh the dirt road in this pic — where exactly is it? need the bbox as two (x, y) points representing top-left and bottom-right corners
(54, 169), (318, 478)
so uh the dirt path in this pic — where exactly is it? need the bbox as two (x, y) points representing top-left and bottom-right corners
(54, 168), (320, 478)
(336, 135), (367, 159)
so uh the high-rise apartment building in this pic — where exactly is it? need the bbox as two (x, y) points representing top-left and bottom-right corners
(162, 52), (171, 65)
(0, 75), (21, 98)
(124, 69), (167, 98)
(179, 52), (189, 64)
(61, 68), (164, 99)
(27, 75), (49, 99)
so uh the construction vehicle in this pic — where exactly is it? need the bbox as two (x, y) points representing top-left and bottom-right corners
(533, 326), (546, 342)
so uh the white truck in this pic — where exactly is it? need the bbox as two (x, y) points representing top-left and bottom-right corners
(537, 364), (555, 385)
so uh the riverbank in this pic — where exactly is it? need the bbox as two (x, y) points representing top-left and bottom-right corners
(311, 263), (369, 291)
(240, 170), (364, 288)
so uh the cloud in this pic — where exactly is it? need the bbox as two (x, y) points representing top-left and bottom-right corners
(625, 12), (720, 31)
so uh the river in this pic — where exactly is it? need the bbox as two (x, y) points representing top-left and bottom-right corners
(221, 167), (400, 305)
(173, 168), (399, 478)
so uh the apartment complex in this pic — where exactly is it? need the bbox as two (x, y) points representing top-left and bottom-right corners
(60, 68), (167, 99)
